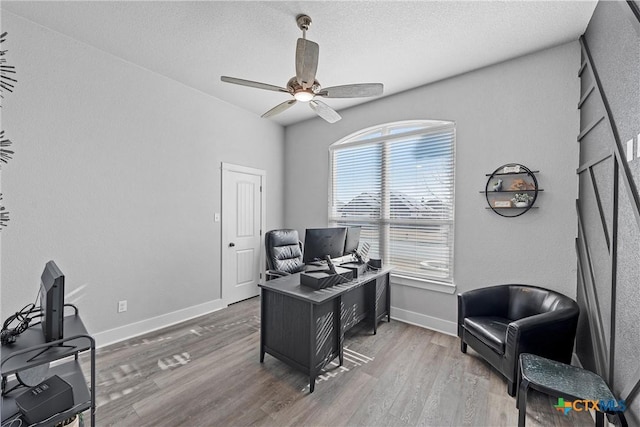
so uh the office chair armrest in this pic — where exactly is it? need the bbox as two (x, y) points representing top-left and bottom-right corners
(266, 270), (291, 281)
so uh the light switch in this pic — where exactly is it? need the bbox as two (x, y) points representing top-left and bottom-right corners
(214, 213), (220, 222)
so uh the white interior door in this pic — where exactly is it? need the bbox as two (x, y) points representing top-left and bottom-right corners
(221, 163), (265, 305)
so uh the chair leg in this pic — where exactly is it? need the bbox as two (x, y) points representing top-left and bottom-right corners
(507, 379), (517, 397)
(460, 340), (467, 354)
(517, 379), (529, 427)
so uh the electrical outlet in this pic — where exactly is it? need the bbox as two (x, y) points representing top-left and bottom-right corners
(118, 300), (127, 313)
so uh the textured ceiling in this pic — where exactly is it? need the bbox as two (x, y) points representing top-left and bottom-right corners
(2, 1), (597, 126)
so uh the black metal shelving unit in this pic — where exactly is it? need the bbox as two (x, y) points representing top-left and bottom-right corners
(482, 163), (542, 218)
(1, 305), (95, 426)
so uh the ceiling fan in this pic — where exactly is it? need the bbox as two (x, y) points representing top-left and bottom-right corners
(221, 14), (383, 123)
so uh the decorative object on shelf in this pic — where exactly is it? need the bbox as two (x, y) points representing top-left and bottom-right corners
(502, 165), (521, 174)
(511, 193), (533, 208)
(482, 163), (542, 217)
(494, 200), (512, 208)
(508, 178), (535, 191)
(15, 363), (49, 387)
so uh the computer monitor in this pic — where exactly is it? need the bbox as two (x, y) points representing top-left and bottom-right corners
(344, 226), (361, 255)
(40, 260), (65, 342)
(303, 227), (347, 264)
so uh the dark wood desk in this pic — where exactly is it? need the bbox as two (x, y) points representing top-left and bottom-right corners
(258, 266), (391, 392)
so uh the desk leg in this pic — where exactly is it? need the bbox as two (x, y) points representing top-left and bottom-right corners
(372, 276), (381, 335)
(515, 368), (521, 409)
(260, 289), (265, 363)
(309, 303), (316, 393)
(337, 296), (344, 366)
(386, 273), (391, 322)
(517, 378), (529, 427)
(91, 342), (96, 426)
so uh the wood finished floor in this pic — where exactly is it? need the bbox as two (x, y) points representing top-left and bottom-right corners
(83, 296), (593, 426)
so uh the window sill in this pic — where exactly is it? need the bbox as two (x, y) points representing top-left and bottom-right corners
(390, 273), (457, 294)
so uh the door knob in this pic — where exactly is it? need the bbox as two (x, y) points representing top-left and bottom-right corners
(229, 242), (235, 247)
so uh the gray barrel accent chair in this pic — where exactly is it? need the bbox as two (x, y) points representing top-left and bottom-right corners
(457, 284), (580, 396)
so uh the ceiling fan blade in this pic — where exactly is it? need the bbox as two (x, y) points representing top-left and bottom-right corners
(221, 76), (289, 93)
(317, 83), (384, 98)
(309, 100), (341, 123)
(295, 38), (319, 89)
(262, 99), (297, 118)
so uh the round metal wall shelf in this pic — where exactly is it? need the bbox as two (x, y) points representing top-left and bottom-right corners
(482, 163), (541, 218)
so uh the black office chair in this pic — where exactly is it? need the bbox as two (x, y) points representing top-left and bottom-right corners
(264, 229), (305, 280)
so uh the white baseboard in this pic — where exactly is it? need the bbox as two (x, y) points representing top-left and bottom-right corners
(93, 299), (227, 349)
(391, 306), (457, 336)
(94, 302), (455, 349)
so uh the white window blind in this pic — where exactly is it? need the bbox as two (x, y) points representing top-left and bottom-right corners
(329, 121), (455, 284)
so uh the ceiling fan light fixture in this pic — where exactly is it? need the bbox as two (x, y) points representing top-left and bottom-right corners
(293, 90), (314, 102)
(220, 14), (383, 123)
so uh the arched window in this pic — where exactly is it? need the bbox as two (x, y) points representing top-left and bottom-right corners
(329, 120), (455, 284)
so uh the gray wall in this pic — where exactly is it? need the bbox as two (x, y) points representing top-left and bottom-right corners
(577, 1), (640, 424)
(0, 11), (285, 342)
(285, 41), (580, 331)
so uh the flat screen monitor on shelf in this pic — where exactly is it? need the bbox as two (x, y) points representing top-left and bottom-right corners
(302, 227), (348, 264)
(40, 260), (65, 342)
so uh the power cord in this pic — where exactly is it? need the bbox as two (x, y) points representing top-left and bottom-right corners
(1, 294), (41, 345)
(0, 404), (84, 427)
(1, 415), (22, 427)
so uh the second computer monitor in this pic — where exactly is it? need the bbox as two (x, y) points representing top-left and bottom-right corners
(344, 226), (361, 254)
(303, 227), (348, 264)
